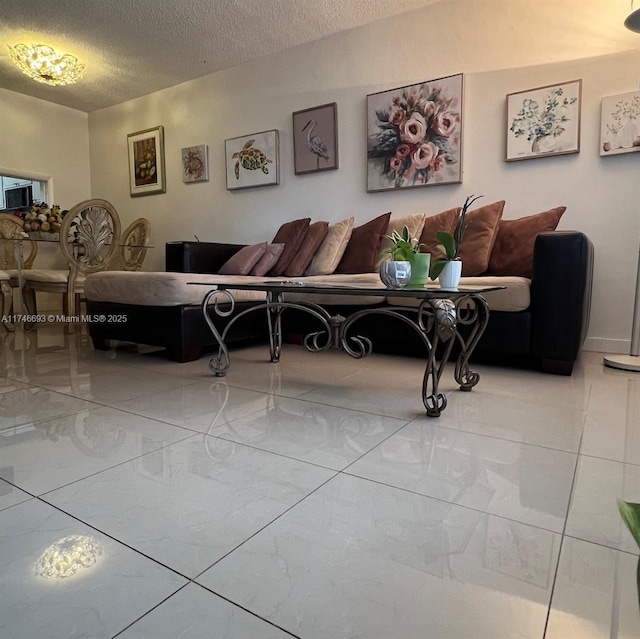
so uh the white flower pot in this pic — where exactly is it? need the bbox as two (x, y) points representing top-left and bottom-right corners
(439, 260), (462, 289)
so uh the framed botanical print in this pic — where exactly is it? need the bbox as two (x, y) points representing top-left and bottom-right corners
(225, 130), (279, 190)
(367, 73), (463, 192)
(600, 91), (640, 156)
(127, 126), (166, 197)
(293, 103), (338, 174)
(506, 80), (582, 161)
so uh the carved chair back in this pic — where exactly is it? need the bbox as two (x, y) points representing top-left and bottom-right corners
(0, 213), (38, 270)
(119, 218), (151, 271)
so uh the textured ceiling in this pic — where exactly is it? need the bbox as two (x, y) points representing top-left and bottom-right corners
(0, 0), (444, 112)
(0, 0), (639, 113)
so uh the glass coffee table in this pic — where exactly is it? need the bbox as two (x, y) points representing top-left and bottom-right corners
(190, 280), (504, 417)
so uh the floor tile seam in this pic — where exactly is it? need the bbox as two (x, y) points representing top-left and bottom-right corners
(25, 493), (195, 580)
(577, 450), (640, 468)
(562, 532), (640, 557)
(284, 392), (408, 420)
(28, 431), (199, 498)
(0, 400), (105, 432)
(109, 582), (192, 639)
(542, 422), (585, 638)
(199, 430), (349, 472)
(416, 417), (582, 456)
(192, 582), (303, 639)
(339, 470), (566, 536)
(191, 470), (341, 578)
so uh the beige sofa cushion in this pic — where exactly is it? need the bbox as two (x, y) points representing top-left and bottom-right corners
(305, 217), (354, 276)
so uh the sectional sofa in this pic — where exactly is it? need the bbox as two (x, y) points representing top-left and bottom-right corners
(85, 202), (594, 375)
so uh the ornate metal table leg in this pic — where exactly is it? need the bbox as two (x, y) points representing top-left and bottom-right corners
(453, 295), (490, 391)
(419, 298), (457, 417)
(202, 289), (234, 376)
(266, 291), (284, 362)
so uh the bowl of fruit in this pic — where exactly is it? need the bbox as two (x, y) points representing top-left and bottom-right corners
(23, 203), (67, 241)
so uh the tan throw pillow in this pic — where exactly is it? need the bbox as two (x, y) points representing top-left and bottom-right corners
(305, 217), (354, 276)
(218, 242), (267, 275)
(336, 212), (391, 274)
(379, 213), (427, 262)
(284, 221), (330, 277)
(457, 200), (505, 276)
(268, 218), (311, 276)
(418, 208), (461, 260)
(487, 206), (566, 278)
(251, 243), (285, 276)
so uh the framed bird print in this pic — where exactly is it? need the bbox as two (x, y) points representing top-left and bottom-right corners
(225, 129), (280, 190)
(293, 103), (339, 175)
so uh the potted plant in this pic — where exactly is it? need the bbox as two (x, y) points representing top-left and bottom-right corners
(379, 225), (426, 288)
(429, 194), (483, 288)
(618, 499), (640, 614)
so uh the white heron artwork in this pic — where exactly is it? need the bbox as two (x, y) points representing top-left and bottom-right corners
(293, 103), (339, 174)
(302, 119), (329, 169)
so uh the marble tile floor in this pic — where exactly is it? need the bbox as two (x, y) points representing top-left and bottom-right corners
(0, 325), (639, 638)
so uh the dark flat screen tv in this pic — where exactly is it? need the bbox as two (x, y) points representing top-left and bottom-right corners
(4, 185), (33, 210)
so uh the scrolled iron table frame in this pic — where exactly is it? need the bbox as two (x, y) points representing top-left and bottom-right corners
(190, 281), (503, 417)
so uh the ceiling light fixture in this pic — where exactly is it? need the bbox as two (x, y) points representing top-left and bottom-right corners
(626, 1), (640, 32)
(7, 43), (86, 86)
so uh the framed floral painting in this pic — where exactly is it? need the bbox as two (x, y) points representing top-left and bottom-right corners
(127, 126), (166, 197)
(225, 130), (279, 190)
(600, 91), (640, 156)
(506, 80), (582, 161)
(181, 144), (209, 182)
(366, 73), (463, 192)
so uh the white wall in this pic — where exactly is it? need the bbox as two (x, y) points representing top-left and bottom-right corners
(87, 6), (640, 354)
(0, 88), (91, 270)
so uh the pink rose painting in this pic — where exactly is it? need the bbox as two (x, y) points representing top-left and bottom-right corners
(367, 74), (464, 191)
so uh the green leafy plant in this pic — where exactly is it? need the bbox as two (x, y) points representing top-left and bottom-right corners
(617, 499), (640, 614)
(429, 194), (483, 280)
(380, 224), (423, 262)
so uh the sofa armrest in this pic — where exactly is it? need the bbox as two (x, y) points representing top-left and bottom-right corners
(529, 231), (594, 372)
(165, 241), (246, 274)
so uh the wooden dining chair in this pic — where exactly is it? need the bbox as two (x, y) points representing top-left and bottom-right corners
(22, 199), (121, 331)
(0, 213), (38, 329)
(119, 217), (151, 271)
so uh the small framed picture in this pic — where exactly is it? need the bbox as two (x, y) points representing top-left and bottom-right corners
(506, 80), (582, 161)
(600, 91), (640, 156)
(181, 144), (209, 182)
(293, 103), (338, 174)
(225, 130), (279, 190)
(127, 126), (166, 197)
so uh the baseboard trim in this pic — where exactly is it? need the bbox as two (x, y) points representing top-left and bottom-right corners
(583, 337), (629, 354)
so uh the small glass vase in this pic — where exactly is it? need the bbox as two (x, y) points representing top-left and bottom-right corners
(379, 260), (411, 288)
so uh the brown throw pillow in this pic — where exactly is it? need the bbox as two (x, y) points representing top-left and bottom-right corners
(268, 218), (311, 276)
(379, 213), (427, 263)
(336, 212), (391, 273)
(487, 207), (566, 278)
(418, 208), (461, 260)
(457, 200), (505, 276)
(218, 242), (267, 275)
(305, 217), (354, 276)
(251, 243), (285, 276)
(284, 221), (330, 277)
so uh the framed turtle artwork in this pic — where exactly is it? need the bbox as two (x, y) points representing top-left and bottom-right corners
(225, 129), (280, 190)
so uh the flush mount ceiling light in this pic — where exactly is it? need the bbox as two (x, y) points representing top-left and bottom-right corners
(7, 43), (86, 86)
(626, 1), (640, 31)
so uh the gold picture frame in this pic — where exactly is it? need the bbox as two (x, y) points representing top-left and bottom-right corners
(127, 125), (166, 197)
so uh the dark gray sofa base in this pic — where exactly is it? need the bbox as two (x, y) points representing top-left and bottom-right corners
(87, 231), (593, 374)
